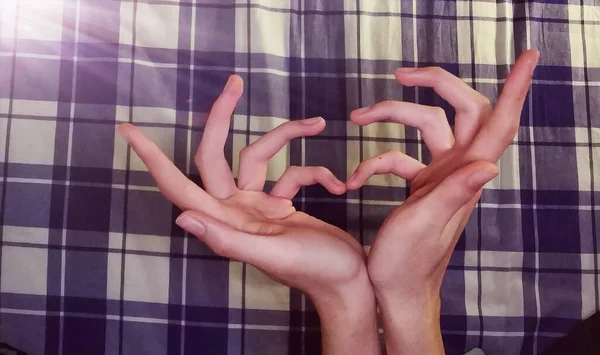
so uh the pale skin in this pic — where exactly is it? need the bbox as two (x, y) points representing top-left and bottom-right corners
(348, 48), (540, 354)
(118, 49), (539, 355)
(118, 75), (380, 355)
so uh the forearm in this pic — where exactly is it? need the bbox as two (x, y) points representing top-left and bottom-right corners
(376, 290), (444, 355)
(310, 273), (381, 355)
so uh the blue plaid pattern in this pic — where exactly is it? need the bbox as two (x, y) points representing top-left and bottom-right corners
(0, 1), (599, 354)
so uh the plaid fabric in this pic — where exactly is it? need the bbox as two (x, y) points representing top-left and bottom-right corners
(0, 1), (599, 354)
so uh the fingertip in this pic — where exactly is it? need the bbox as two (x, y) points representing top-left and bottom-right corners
(349, 110), (367, 125)
(515, 49), (540, 73)
(175, 210), (195, 222)
(224, 74), (244, 95)
(345, 184), (359, 191)
(176, 211), (208, 237)
(304, 117), (327, 134)
(522, 48), (539, 59)
(485, 162), (500, 175)
(395, 67), (418, 76)
(530, 48), (540, 60)
(300, 116), (324, 125)
(233, 74), (244, 91)
(394, 68), (418, 85)
(117, 122), (133, 131)
(353, 106), (372, 116)
(330, 185), (347, 195)
(117, 123), (135, 142)
(466, 162), (499, 190)
(230, 74), (243, 82)
(332, 179), (347, 194)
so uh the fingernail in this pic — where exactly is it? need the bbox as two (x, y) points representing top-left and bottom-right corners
(301, 117), (323, 125)
(176, 214), (207, 237)
(396, 67), (418, 73)
(467, 165), (499, 190)
(353, 106), (372, 115)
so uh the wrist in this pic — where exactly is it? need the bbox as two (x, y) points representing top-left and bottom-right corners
(309, 268), (381, 355)
(376, 289), (444, 355)
(375, 281), (441, 310)
(309, 266), (373, 312)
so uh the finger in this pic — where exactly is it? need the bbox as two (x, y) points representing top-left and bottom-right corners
(270, 166), (346, 199)
(419, 161), (498, 227)
(176, 210), (288, 269)
(195, 75), (243, 199)
(237, 117), (326, 191)
(346, 150), (426, 190)
(351, 101), (454, 157)
(469, 49), (540, 162)
(118, 123), (222, 215)
(395, 66), (492, 144)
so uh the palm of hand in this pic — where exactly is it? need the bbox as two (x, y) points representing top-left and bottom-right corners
(218, 190), (365, 287)
(119, 75), (364, 298)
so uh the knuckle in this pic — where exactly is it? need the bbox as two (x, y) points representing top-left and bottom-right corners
(285, 165), (301, 174)
(463, 100), (481, 115)
(314, 166), (331, 176)
(239, 146), (253, 160)
(428, 66), (445, 77)
(481, 96), (492, 108)
(382, 149), (398, 160)
(378, 100), (399, 109)
(424, 107), (447, 128)
(477, 96), (492, 112)
(354, 162), (367, 175)
(282, 166), (301, 179)
(432, 106), (447, 118)
(464, 96), (492, 116)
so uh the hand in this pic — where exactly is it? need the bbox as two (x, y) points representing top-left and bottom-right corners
(118, 75), (380, 355)
(346, 49), (540, 354)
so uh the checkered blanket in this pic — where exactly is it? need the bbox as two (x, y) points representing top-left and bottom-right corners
(0, 1), (599, 355)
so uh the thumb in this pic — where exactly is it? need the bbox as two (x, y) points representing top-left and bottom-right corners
(420, 161), (498, 226)
(175, 210), (269, 264)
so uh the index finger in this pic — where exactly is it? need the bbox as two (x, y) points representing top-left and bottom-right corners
(468, 49), (540, 161)
(118, 123), (223, 216)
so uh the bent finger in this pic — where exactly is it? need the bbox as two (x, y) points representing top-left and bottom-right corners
(237, 117), (326, 191)
(395, 66), (492, 144)
(270, 166), (346, 199)
(346, 150), (426, 190)
(351, 101), (454, 157)
(196, 74), (243, 198)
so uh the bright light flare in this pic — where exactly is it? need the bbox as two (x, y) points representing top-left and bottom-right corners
(1, 0), (65, 41)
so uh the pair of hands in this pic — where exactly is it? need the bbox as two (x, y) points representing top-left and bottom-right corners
(118, 49), (539, 355)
